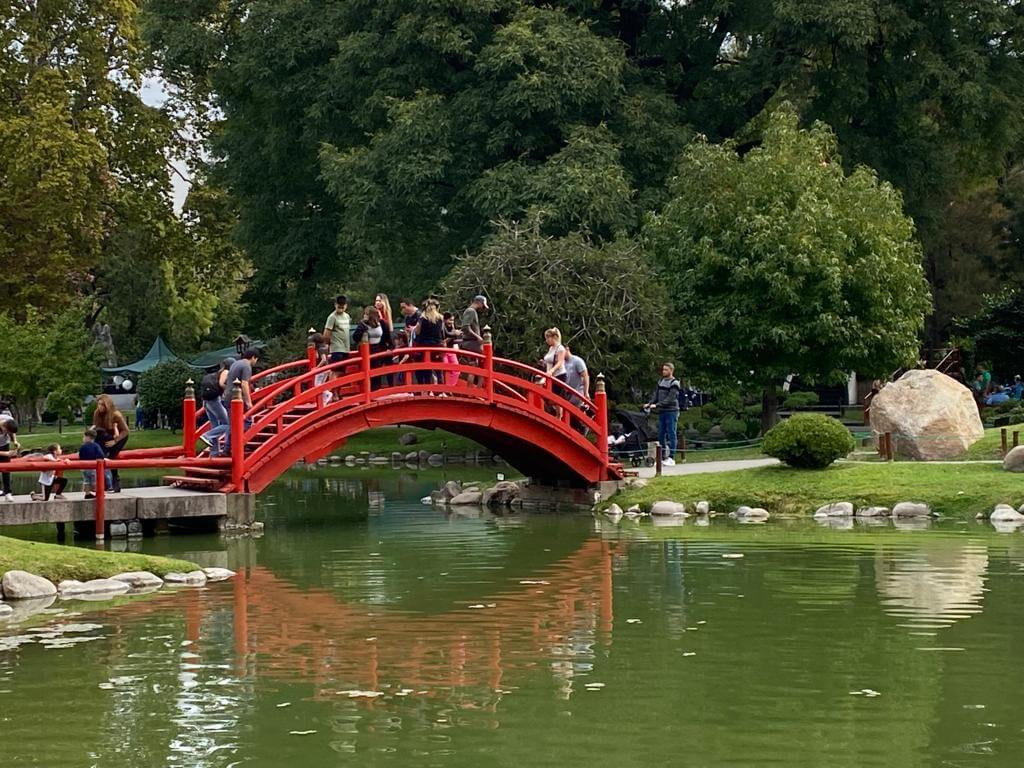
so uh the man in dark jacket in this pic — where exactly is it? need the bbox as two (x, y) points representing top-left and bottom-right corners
(644, 362), (681, 465)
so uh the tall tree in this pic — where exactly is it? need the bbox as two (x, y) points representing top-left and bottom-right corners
(643, 107), (932, 430)
(143, 0), (690, 335)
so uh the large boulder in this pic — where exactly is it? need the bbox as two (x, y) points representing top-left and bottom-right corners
(111, 571), (164, 590)
(1, 571), (57, 600)
(869, 369), (983, 460)
(398, 432), (419, 446)
(450, 490), (483, 506)
(650, 500), (688, 517)
(1003, 445), (1024, 472)
(482, 481), (521, 508)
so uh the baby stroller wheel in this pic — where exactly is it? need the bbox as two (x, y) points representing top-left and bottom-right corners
(644, 456), (655, 467)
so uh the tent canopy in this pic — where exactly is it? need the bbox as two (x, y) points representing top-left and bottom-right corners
(102, 336), (187, 375)
(189, 340), (265, 370)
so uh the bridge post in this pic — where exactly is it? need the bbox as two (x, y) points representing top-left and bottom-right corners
(183, 379), (197, 458)
(483, 326), (494, 403)
(94, 460), (106, 540)
(230, 381), (245, 491)
(360, 338), (372, 403)
(594, 374), (609, 471)
(306, 327), (318, 372)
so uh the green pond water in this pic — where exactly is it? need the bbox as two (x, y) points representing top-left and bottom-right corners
(3, 471), (1024, 767)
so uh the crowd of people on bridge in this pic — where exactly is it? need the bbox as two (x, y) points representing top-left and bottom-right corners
(0, 289), (685, 503)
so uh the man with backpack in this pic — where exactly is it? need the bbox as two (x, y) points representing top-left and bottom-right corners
(644, 362), (681, 466)
(200, 360), (230, 457)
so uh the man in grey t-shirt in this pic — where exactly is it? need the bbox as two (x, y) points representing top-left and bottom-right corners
(460, 295), (488, 386)
(563, 345), (590, 404)
(222, 348), (259, 455)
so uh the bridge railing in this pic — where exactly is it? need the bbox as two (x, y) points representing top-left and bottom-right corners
(208, 333), (609, 489)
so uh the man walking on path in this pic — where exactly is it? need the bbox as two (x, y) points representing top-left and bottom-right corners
(460, 295), (488, 387)
(644, 362), (681, 466)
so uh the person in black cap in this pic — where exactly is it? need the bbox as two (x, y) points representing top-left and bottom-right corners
(460, 294), (489, 387)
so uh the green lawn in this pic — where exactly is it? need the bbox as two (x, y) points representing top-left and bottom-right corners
(965, 426), (1019, 460)
(0, 536), (198, 583)
(615, 461), (1022, 519)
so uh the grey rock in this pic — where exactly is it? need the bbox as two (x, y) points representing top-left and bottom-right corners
(427, 453), (444, 466)
(108, 522), (128, 538)
(441, 481), (463, 500)
(58, 578), (130, 599)
(695, 501), (710, 516)
(399, 432), (419, 446)
(111, 571), (163, 589)
(813, 502), (854, 518)
(1003, 445), (1024, 472)
(418, 450), (430, 463)
(856, 506), (890, 517)
(624, 477), (648, 490)
(202, 567), (236, 582)
(164, 570), (208, 587)
(734, 506), (770, 521)
(604, 503), (623, 517)
(650, 500), (689, 517)
(405, 451), (419, 463)
(892, 501), (931, 517)
(126, 520), (143, 538)
(345, 455), (357, 463)
(482, 481), (521, 507)
(2, 570), (57, 600)
(990, 505), (1024, 522)
(450, 490), (483, 506)
(391, 452), (404, 463)
(0, 602), (11, 619)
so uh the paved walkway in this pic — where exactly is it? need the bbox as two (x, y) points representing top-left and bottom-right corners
(636, 458), (779, 479)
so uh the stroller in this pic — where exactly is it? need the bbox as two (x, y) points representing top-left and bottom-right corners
(610, 409), (659, 467)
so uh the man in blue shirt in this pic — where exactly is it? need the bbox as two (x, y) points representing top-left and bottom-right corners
(644, 363), (681, 465)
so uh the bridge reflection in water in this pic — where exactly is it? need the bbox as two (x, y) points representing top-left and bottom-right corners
(125, 534), (618, 707)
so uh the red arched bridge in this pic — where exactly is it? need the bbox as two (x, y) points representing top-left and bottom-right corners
(6, 336), (619, 507)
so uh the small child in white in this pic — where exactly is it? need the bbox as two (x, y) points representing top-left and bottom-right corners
(31, 443), (68, 501)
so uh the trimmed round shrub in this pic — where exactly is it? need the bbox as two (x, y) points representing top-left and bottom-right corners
(720, 415), (748, 441)
(782, 391), (820, 409)
(762, 413), (854, 469)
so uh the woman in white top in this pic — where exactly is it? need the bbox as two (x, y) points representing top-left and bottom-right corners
(543, 327), (569, 417)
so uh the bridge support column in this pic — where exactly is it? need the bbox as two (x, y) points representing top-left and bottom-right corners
(230, 383), (245, 491)
(360, 338), (371, 403)
(483, 326), (494, 403)
(94, 460), (106, 540)
(183, 379), (197, 458)
(595, 373), (609, 474)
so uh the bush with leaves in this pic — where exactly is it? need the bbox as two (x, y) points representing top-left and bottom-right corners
(762, 414), (855, 469)
(442, 219), (671, 394)
(138, 360), (199, 430)
(782, 392), (821, 409)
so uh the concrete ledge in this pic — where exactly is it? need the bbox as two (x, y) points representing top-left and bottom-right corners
(0, 488), (227, 527)
(0, 495), (138, 525)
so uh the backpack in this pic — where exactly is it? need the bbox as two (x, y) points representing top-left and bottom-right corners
(200, 372), (223, 402)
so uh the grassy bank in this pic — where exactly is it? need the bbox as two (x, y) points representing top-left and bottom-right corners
(614, 462), (1021, 518)
(0, 536), (198, 583)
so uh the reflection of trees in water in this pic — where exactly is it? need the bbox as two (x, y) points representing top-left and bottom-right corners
(875, 546), (988, 629)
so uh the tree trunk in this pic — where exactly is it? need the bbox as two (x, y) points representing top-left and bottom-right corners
(761, 386), (779, 435)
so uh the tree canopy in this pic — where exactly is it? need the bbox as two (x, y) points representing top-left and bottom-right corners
(643, 107), (932, 424)
(441, 220), (670, 394)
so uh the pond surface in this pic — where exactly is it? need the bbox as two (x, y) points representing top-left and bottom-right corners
(3, 471), (1024, 767)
